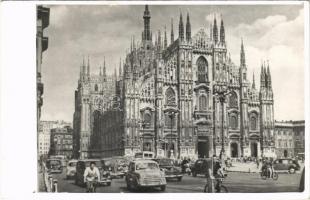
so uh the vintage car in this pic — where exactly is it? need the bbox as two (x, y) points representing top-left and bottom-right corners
(154, 158), (183, 181)
(75, 159), (112, 187)
(46, 159), (63, 174)
(66, 160), (78, 179)
(125, 159), (166, 191)
(101, 157), (129, 179)
(273, 158), (300, 174)
(191, 158), (212, 177)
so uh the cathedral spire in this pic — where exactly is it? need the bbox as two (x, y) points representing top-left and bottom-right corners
(164, 25), (167, 48)
(213, 15), (218, 43)
(186, 12), (191, 41)
(267, 61), (272, 89)
(179, 12), (184, 41)
(87, 55), (90, 76)
(171, 18), (174, 43)
(260, 62), (266, 89)
(252, 72), (256, 89)
(240, 39), (246, 67)
(143, 5), (151, 41)
(220, 17), (225, 43)
(158, 30), (162, 50)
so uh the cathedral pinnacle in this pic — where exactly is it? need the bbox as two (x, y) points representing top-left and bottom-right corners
(186, 12), (191, 41)
(179, 12), (184, 41)
(240, 39), (246, 67)
(220, 17), (225, 43)
(143, 5), (151, 41)
(164, 25), (167, 48)
(213, 15), (218, 43)
(171, 18), (174, 43)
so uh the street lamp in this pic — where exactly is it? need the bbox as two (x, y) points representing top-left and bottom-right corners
(141, 120), (146, 151)
(213, 83), (231, 160)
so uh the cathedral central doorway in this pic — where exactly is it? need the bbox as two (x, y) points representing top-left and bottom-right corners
(197, 137), (209, 158)
(250, 142), (258, 157)
(230, 142), (238, 158)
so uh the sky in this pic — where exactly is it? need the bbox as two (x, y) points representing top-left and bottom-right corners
(41, 3), (305, 123)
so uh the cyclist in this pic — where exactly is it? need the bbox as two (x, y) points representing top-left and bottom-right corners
(213, 160), (225, 192)
(84, 161), (100, 192)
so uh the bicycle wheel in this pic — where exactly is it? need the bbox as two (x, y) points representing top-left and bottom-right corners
(203, 184), (209, 192)
(272, 172), (278, 181)
(220, 185), (228, 193)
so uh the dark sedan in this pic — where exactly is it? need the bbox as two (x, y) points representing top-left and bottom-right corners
(154, 158), (183, 181)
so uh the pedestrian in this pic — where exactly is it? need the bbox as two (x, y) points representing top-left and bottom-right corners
(256, 158), (259, 169)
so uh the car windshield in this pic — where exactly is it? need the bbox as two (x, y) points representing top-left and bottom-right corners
(282, 160), (289, 164)
(136, 162), (159, 170)
(68, 162), (77, 167)
(159, 159), (174, 166)
(47, 160), (61, 165)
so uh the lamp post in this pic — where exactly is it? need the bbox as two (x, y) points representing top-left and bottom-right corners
(213, 83), (231, 160)
(168, 111), (175, 158)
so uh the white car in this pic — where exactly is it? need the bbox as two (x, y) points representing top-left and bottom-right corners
(66, 160), (78, 179)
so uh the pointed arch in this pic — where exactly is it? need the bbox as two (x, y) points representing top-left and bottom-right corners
(165, 87), (176, 106)
(229, 91), (238, 108)
(196, 56), (208, 83)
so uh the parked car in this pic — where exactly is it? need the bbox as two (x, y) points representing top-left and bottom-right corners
(66, 160), (78, 179)
(273, 158), (300, 174)
(75, 159), (111, 187)
(154, 158), (183, 181)
(46, 159), (62, 174)
(191, 158), (212, 177)
(50, 155), (67, 167)
(125, 159), (166, 191)
(101, 157), (129, 179)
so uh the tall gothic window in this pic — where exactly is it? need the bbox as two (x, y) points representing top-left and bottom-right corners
(94, 84), (98, 92)
(165, 114), (176, 128)
(199, 95), (208, 111)
(143, 112), (152, 128)
(230, 115), (238, 129)
(165, 87), (176, 106)
(197, 56), (208, 83)
(250, 116), (257, 130)
(229, 92), (238, 107)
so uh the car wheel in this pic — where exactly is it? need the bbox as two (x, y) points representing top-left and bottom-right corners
(160, 185), (166, 191)
(192, 171), (197, 177)
(177, 177), (182, 182)
(289, 168), (295, 174)
(107, 182), (111, 186)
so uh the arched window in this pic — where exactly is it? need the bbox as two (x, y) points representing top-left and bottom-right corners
(197, 56), (208, 83)
(94, 84), (98, 92)
(250, 116), (257, 130)
(199, 95), (208, 111)
(165, 114), (176, 128)
(143, 112), (152, 128)
(229, 92), (238, 107)
(230, 115), (238, 129)
(165, 88), (176, 106)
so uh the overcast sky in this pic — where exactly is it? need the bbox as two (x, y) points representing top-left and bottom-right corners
(41, 4), (305, 123)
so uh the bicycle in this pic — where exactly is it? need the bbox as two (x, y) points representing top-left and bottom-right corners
(86, 179), (98, 193)
(260, 169), (278, 180)
(204, 177), (228, 193)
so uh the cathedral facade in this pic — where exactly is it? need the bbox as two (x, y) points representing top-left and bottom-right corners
(73, 5), (276, 159)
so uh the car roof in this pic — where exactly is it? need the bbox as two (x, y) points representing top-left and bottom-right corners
(131, 159), (158, 164)
(78, 159), (100, 162)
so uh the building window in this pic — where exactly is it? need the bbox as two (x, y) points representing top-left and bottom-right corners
(250, 116), (257, 130)
(197, 56), (208, 83)
(278, 139), (282, 148)
(165, 114), (176, 128)
(165, 87), (176, 106)
(143, 112), (152, 128)
(94, 84), (98, 92)
(229, 92), (238, 107)
(229, 115), (238, 130)
(199, 95), (208, 111)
